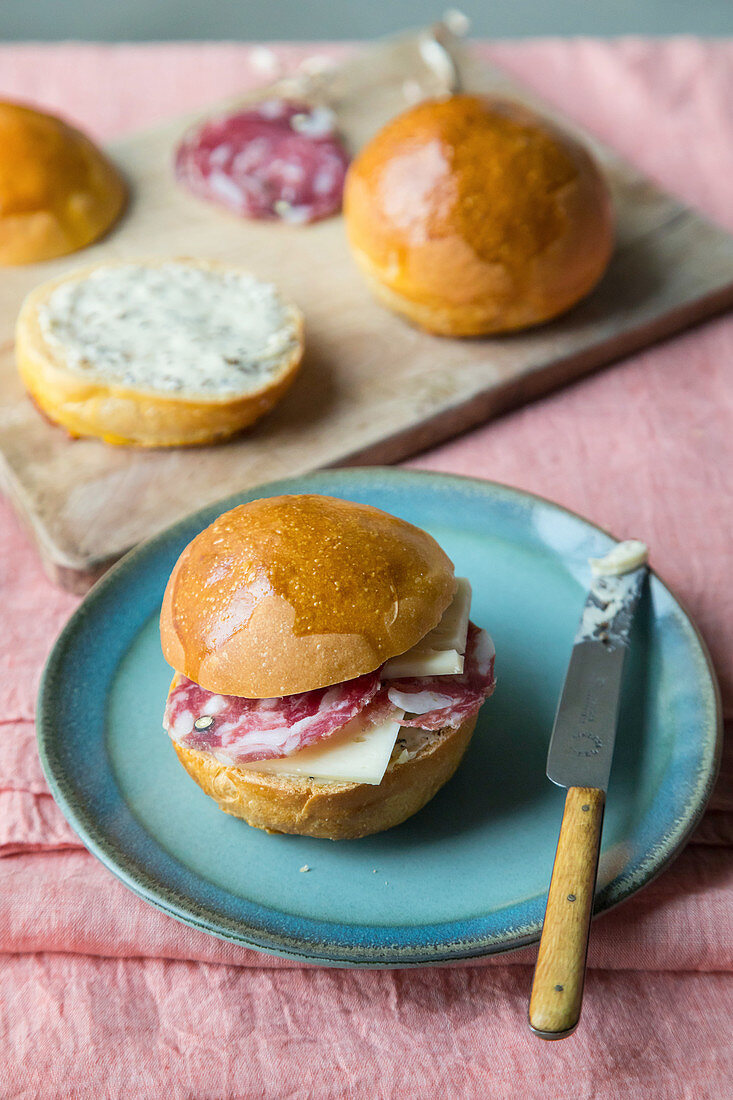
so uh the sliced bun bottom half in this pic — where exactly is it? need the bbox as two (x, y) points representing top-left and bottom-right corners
(16, 259), (304, 447)
(173, 713), (477, 840)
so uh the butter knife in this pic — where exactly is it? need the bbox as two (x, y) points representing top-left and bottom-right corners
(529, 542), (648, 1040)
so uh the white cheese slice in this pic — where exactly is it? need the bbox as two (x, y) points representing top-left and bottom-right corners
(242, 709), (405, 786)
(381, 577), (472, 679)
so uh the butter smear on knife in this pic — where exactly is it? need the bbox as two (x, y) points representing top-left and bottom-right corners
(576, 540), (648, 645)
(589, 539), (648, 577)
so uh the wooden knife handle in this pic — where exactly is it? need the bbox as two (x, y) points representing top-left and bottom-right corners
(528, 786), (605, 1040)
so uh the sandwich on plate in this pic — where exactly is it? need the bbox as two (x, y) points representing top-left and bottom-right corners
(160, 494), (496, 839)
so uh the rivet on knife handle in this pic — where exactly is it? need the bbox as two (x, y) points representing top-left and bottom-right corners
(529, 786), (605, 1039)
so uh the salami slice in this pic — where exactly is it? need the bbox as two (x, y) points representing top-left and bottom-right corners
(385, 624), (496, 730)
(174, 99), (349, 224)
(164, 667), (380, 765)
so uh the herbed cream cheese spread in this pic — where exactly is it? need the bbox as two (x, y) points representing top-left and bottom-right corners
(37, 263), (300, 396)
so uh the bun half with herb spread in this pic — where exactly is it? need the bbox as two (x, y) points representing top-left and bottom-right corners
(15, 259), (304, 446)
(160, 494), (496, 839)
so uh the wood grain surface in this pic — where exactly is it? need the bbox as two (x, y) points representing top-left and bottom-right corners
(2, 27), (733, 591)
(529, 786), (606, 1039)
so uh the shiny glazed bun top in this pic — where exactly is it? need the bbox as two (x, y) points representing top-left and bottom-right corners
(0, 101), (126, 265)
(160, 495), (456, 698)
(343, 94), (614, 337)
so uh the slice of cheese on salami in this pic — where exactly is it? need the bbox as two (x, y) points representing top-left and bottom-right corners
(382, 578), (472, 678)
(386, 624), (496, 730)
(247, 704), (406, 786)
(164, 624), (495, 782)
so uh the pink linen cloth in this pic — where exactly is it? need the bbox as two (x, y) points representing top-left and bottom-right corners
(0, 39), (732, 1099)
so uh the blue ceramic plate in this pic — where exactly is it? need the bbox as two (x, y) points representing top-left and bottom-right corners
(38, 469), (721, 966)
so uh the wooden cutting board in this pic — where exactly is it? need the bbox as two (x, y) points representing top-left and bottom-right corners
(2, 27), (733, 593)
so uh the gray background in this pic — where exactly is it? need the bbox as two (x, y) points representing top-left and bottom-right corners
(2, 0), (733, 41)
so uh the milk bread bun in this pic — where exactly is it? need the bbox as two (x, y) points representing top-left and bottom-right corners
(160, 494), (457, 697)
(0, 100), (126, 265)
(172, 713), (477, 840)
(15, 259), (304, 446)
(343, 94), (614, 336)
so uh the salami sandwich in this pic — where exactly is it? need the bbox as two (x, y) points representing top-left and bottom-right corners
(160, 494), (495, 839)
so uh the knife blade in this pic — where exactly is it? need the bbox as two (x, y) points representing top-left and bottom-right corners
(529, 552), (648, 1041)
(547, 565), (646, 792)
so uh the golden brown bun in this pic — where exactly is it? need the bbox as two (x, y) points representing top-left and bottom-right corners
(0, 101), (126, 266)
(343, 94), (614, 336)
(160, 494), (456, 696)
(173, 714), (476, 839)
(15, 260), (304, 447)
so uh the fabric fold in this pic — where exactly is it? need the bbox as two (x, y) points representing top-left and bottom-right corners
(0, 954), (731, 1098)
(0, 790), (80, 856)
(1, 844), (730, 973)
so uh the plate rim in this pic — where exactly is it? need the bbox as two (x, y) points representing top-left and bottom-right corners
(37, 467), (723, 966)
